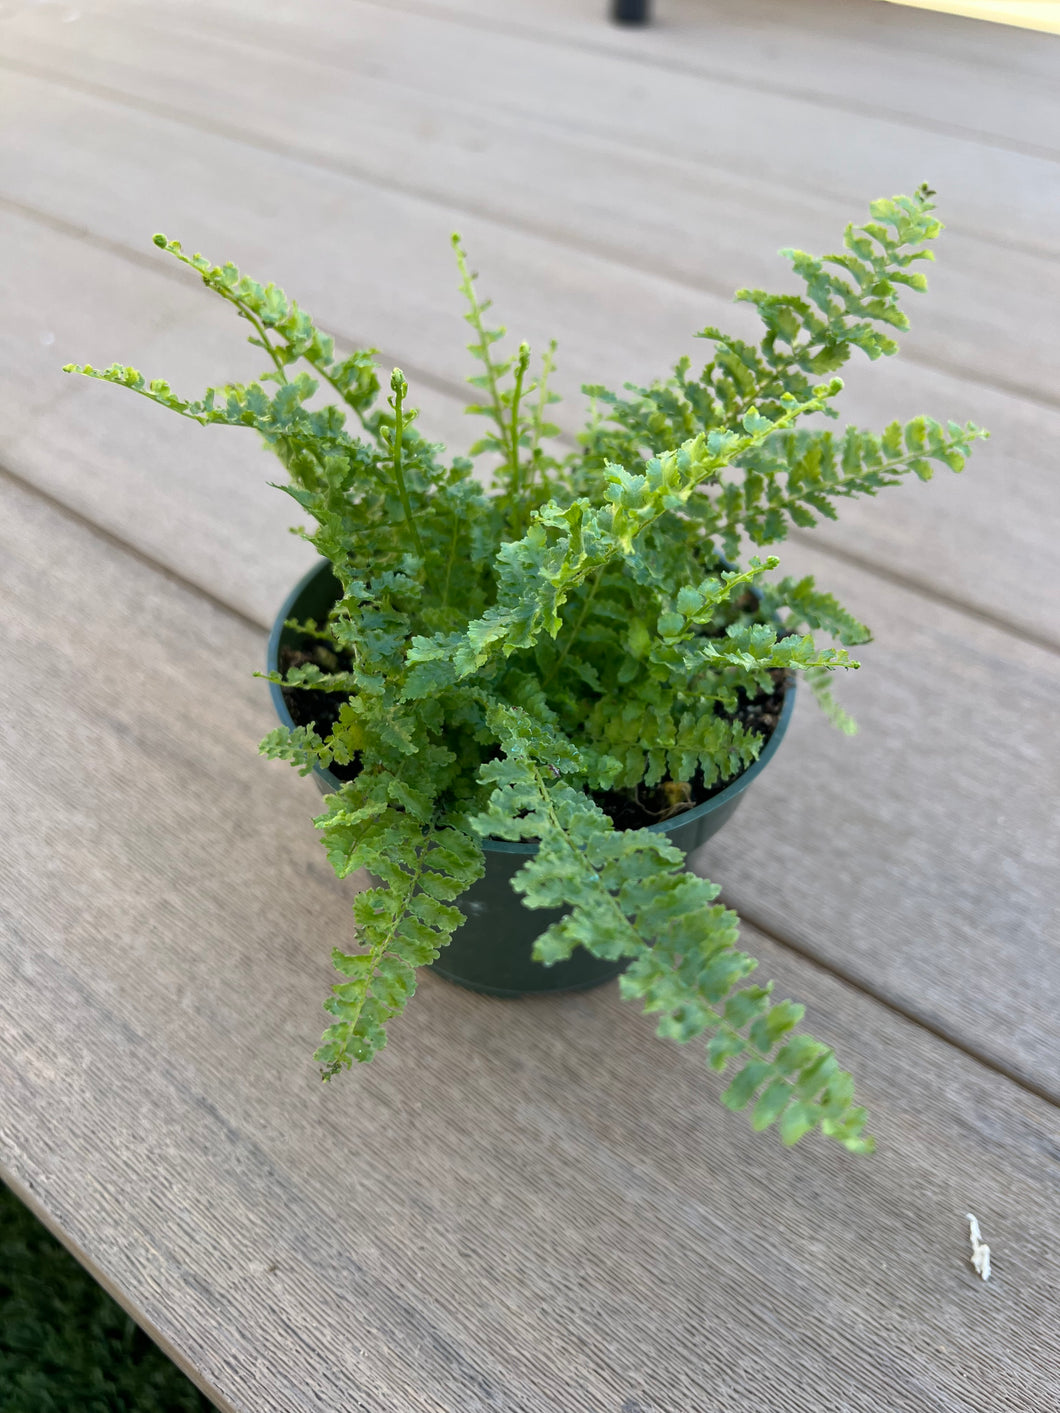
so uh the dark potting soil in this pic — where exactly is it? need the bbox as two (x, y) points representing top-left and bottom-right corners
(279, 644), (787, 831)
(590, 672), (787, 829)
(279, 645), (356, 759)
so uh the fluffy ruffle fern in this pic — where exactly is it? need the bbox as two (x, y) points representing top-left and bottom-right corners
(67, 186), (987, 1154)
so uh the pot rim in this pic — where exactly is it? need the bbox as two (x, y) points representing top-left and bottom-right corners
(267, 559), (796, 854)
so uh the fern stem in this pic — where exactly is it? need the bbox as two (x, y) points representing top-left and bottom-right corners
(440, 508), (461, 611)
(721, 445), (956, 537)
(506, 342), (535, 537)
(521, 757), (838, 1105)
(389, 370), (424, 557)
(233, 300), (290, 385)
(452, 235), (510, 454)
(84, 379), (216, 428)
(541, 571), (603, 688)
(728, 341), (830, 422)
(508, 343), (530, 491)
(528, 339), (558, 480)
(304, 359), (374, 435)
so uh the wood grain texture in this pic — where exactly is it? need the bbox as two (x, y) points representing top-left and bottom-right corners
(8, 0), (1059, 258)
(1, 3), (1058, 1399)
(1, 79), (1058, 645)
(53, 0), (1060, 160)
(4, 2), (1060, 412)
(2, 474), (1059, 1413)
(399, 0), (1060, 95)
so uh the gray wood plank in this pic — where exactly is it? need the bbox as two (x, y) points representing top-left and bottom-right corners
(61, 0), (1060, 157)
(2, 110), (1057, 645)
(2, 473), (1058, 1412)
(399, 0), (1060, 92)
(4, 20), (1058, 413)
(11, 0), (1059, 257)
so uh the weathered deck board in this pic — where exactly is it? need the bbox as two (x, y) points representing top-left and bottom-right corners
(7, 0), (1058, 260)
(2, 0), (1058, 1405)
(68, 0), (1060, 156)
(2, 117), (1058, 649)
(401, 0), (1060, 93)
(4, 3), (1060, 413)
(2, 474), (1058, 1413)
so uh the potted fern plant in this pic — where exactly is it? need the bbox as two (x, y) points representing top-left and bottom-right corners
(66, 186), (985, 1154)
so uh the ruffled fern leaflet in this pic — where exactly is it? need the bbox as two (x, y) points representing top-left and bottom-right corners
(473, 707), (873, 1152)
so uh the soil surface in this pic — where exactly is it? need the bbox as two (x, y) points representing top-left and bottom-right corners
(279, 644), (787, 831)
(279, 645), (355, 762)
(592, 673), (787, 829)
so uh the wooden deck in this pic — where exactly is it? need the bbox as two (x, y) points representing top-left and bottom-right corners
(1, 1), (1058, 1408)
(886, 1), (1060, 36)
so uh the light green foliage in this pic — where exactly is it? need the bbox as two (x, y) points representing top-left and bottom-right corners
(473, 707), (871, 1148)
(67, 188), (988, 1153)
(313, 803), (483, 1073)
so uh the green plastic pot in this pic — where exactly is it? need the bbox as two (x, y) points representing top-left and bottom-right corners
(268, 561), (795, 998)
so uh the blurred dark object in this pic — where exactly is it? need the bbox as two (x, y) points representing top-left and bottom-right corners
(612, 0), (650, 24)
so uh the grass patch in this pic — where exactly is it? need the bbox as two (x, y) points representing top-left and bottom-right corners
(1, 1179), (218, 1412)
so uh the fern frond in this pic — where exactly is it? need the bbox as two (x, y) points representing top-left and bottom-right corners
(804, 667), (859, 736)
(453, 233), (563, 529)
(149, 234), (381, 417)
(473, 707), (873, 1152)
(259, 723), (339, 777)
(579, 186), (961, 477)
(760, 575), (871, 646)
(654, 621), (858, 685)
(584, 697), (765, 791)
(313, 795), (484, 1074)
(257, 665), (361, 693)
(403, 389), (842, 694)
(718, 418), (987, 550)
(723, 183), (944, 405)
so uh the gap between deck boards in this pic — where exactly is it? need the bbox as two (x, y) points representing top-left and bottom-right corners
(2, 450), (1055, 1115)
